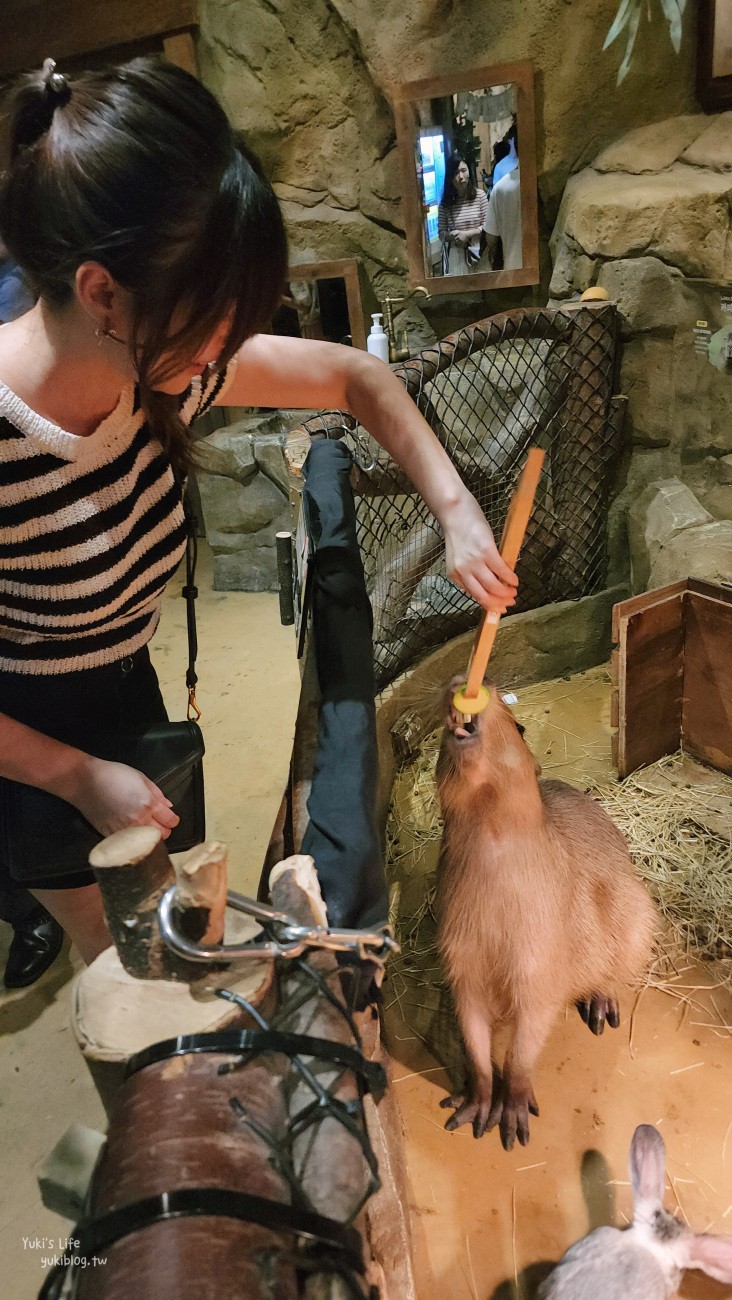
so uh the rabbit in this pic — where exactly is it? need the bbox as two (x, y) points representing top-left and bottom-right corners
(538, 1124), (732, 1298)
(436, 677), (657, 1149)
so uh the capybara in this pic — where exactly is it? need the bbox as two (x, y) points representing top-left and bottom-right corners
(436, 677), (657, 1150)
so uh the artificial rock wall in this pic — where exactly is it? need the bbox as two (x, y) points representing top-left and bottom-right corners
(192, 1), (731, 594)
(550, 113), (732, 587)
(196, 0), (696, 305)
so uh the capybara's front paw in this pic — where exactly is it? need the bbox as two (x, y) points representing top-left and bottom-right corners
(576, 994), (620, 1036)
(498, 1078), (539, 1151)
(440, 1086), (500, 1139)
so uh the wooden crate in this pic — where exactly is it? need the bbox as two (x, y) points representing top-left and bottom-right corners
(611, 579), (732, 778)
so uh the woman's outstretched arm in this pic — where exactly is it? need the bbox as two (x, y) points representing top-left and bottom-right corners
(219, 334), (518, 613)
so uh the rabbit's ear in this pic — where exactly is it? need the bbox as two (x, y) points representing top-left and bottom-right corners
(629, 1125), (665, 1206)
(681, 1235), (732, 1283)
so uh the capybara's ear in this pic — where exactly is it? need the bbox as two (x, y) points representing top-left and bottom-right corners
(514, 720), (541, 776)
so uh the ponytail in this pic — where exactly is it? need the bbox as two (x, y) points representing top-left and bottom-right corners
(0, 57), (288, 474)
(7, 59), (72, 158)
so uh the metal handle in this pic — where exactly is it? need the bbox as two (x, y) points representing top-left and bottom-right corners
(158, 885), (398, 965)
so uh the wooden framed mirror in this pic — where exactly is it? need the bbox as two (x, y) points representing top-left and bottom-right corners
(697, 0), (732, 110)
(0, 1), (198, 79)
(272, 258), (379, 351)
(392, 60), (539, 295)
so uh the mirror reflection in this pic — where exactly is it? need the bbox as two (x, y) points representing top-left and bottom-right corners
(272, 276), (354, 346)
(415, 84), (522, 279)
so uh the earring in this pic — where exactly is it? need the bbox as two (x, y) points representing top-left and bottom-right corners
(94, 321), (127, 347)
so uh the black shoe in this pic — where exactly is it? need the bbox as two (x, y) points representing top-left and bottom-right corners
(3, 906), (65, 989)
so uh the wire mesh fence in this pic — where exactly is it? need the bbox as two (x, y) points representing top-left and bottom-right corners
(291, 304), (623, 691)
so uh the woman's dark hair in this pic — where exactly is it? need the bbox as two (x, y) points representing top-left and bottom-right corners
(439, 153), (477, 209)
(0, 57), (288, 473)
(492, 140), (510, 169)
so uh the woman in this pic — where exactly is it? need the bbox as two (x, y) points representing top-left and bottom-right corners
(437, 155), (488, 276)
(0, 58), (517, 963)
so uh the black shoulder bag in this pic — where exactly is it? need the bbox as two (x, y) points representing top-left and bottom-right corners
(2, 502), (205, 884)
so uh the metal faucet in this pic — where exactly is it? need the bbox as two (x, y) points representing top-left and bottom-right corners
(382, 286), (431, 363)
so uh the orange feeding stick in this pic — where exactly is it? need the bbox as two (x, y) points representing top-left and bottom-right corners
(453, 446), (545, 718)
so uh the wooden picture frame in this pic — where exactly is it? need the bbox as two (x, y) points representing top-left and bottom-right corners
(696, 0), (732, 111)
(277, 258), (379, 351)
(391, 60), (539, 297)
(0, 0), (198, 78)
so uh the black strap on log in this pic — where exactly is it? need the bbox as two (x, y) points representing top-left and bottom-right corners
(181, 491), (200, 720)
(125, 1028), (387, 1098)
(38, 1187), (367, 1300)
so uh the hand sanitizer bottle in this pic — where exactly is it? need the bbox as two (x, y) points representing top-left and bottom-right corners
(366, 312), (389, 362)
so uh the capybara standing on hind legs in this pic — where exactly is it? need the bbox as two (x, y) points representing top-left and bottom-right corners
(435, 678), (657, 1150)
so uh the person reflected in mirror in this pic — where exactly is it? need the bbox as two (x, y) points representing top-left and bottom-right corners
(492, 122), (519, 187)
(483, 150), (523, 271)
(484, 140), (509, 199)
(0, 238), (34, 324)
(437, 155), (488, 276)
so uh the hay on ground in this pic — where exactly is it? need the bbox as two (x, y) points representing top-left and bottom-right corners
(385, 740), (732, 1070)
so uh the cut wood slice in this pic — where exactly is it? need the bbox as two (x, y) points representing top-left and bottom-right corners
(89, 827), (186, 981)
(72, 943), (274, 1114)
(173, 840), (228, 946)
(269, 853), (328, 927)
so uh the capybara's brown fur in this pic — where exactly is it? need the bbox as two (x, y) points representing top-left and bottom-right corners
(436, 678), (657, 1149)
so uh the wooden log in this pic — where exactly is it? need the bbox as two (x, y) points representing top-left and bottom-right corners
(89, 826), (204, 983)
(73, 942), (274, 1116)
(76, 1043), (297, 1299)
(173, 840), (228, 946)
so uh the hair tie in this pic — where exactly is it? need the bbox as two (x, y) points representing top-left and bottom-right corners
(41, 58), (69, 102)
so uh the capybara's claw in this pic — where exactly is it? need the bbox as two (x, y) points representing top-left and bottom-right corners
(498, 1081), (539, 1151)
(441, 1092), (495, 1138)
(579, 993), (620, 1036)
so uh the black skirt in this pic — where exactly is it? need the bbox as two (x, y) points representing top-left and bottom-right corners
(0, 646), (168, 890)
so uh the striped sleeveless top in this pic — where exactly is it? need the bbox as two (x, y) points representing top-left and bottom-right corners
(0, 366), (231, 675)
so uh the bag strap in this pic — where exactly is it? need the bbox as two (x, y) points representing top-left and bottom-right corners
(182, 491), (201, 721)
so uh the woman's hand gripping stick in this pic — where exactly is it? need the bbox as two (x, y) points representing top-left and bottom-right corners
(453, 447), (546, 721)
